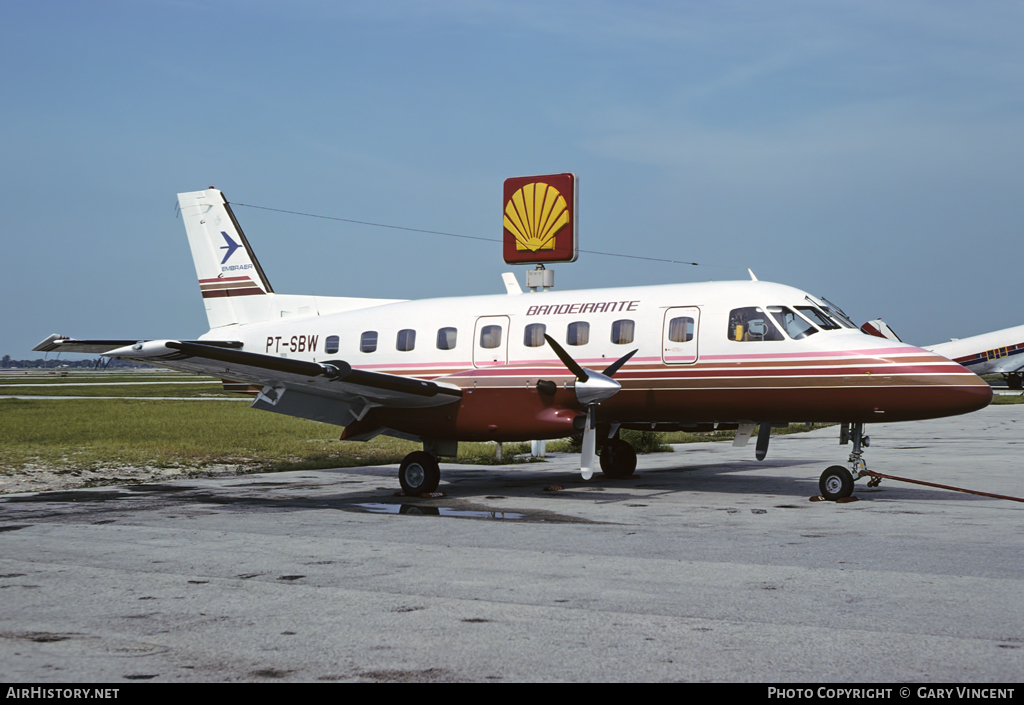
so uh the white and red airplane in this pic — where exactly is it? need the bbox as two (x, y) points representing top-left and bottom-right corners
(35, 188), (992, 500)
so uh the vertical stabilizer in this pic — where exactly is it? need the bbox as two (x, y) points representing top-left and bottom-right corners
(178, 188), (274, 328)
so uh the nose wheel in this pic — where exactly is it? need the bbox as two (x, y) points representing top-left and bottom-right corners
(819, 465), (854, 500)
(819, 422), (871, 500)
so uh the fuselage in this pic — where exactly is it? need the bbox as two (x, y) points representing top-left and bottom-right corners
(925, 324), (1024, 377)
(201, 279), (992, 442)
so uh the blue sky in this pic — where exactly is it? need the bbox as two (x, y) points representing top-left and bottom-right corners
(2, 1), (1021, 356)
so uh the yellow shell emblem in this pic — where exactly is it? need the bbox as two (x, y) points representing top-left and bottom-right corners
(504, 182), (569, 252)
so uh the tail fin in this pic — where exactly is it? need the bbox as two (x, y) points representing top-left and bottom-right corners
(178, 187), (409, 330)
(178, 188), (275, 329)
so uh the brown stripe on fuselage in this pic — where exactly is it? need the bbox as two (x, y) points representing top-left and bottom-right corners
(201, 287), (266, 298)
(436, 371), (975, 391)
(362, 380), (991, 441)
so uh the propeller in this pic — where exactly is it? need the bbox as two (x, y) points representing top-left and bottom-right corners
(544, 335), (637, 480)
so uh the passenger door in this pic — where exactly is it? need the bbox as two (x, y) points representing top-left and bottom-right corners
(662, 307), (700, 365)
(473, 316), (510, 368)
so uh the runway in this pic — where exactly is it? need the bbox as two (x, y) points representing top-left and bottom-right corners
(1, 405), (1021, 682)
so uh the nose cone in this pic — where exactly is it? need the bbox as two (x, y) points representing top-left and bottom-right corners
(938, 371), (993, 415)
(883, 348), (993, 422)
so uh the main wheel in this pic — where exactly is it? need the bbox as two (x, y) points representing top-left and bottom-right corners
(399, 451), (440, 495)
(600, 439), (637, 479)
(1008, 374), (1023, 391)
(819, 465), (854, 500)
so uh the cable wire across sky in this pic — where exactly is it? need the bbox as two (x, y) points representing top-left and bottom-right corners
(229, 201), (739, 269)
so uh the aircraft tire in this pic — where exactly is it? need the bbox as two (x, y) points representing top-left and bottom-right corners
(1008, 374), (1023, 391)
(819, 465), (854, 500)
(399, 451), (440, 495)
(600, 439), (637, 479)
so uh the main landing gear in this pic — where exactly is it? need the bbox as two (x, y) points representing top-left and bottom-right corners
(398, 451), (441, 495)
(600, 438), (637, 479)
(818, 422), (871, 501)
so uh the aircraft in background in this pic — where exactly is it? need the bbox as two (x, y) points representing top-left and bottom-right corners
(36, 188), (992, 500)
(862, 320), (1024, 390)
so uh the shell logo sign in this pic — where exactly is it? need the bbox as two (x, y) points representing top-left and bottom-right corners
(503, 173), (578, 264)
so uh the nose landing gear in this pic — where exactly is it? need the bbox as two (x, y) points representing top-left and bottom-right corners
(818, 422), (871, 500)
(819, 465), (854, 500)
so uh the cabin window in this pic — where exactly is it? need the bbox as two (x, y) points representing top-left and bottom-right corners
(768, 306), (818, 340)
(667, 317), (694, 343)
(325, 335), (340, 354)
(728, 307), (783, 342)
(436, 327), (457, 350)
(360, 331), (378, 353)
(480, 325), (502, 349)
(396, 329), (416, 352)
(611, 319), (635, 345)
(795, 305), (841, 330)
(524, 323), (546, 347)
(567, 321), (590, 346)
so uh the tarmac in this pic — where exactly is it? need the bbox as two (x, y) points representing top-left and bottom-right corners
(1, 405), (1021, 683)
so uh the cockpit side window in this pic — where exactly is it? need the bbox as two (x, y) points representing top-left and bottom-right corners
(728, 307), (784, 342)
(768, 306), (818, 340)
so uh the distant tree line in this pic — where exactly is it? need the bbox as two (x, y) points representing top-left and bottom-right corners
(1, 355), (154, 369)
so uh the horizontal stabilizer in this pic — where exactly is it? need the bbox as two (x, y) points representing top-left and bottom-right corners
(33, 334), (242, 355)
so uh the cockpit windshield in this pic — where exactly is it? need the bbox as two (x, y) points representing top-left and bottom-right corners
(730, 301), (857, 342)
(768, 306), (818, 339)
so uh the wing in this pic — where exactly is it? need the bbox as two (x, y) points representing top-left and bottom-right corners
(33, 335), (462, 429)
(986, 355), (1024, 375)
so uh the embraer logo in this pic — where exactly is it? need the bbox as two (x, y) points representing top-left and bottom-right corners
(220, 231), (242, 264)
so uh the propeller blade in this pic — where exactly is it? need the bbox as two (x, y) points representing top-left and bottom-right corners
(601, 348), (638, 377)
(544, 335), (626, 480)
(580, 404), (597, 480)
(544, 334), (588, 382)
